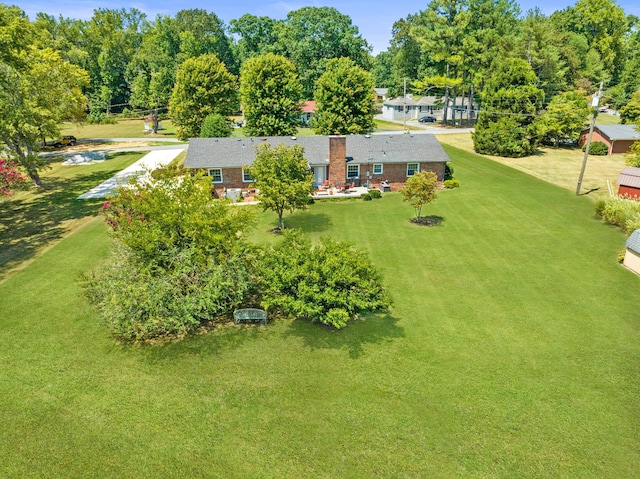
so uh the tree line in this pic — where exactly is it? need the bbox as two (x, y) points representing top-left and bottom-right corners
(2, 1), (640, 184)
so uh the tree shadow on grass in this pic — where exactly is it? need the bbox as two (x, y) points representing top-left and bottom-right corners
(129, 321), (272, 364)
(0, 167), (125, 279)
(285, 212), (333, 233)
(283, 313), (404, 359)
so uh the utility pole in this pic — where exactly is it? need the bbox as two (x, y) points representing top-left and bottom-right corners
(576, 81), (604, 195)
(403, 78), (407, 133)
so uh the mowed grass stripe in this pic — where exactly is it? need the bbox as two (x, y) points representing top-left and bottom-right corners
(0, 147), (638, 477)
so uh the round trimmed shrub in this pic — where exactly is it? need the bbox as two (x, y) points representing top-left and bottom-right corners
(582, 141), (608, 155)
(361, 192), (372, 201)
(368, 189), (382, 199)
(443, 179), (460, 189)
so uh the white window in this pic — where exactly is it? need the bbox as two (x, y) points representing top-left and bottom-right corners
(347, 164), (360, 179)
(242, 169), (253, 183)
(373, 164), (383, 175)
(406, 163), (420, 177)
(208, 168), (223, 183)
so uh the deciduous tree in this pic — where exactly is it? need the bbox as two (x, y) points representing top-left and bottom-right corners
(169, 53), (237, 140)
(247, 142), (314, 230)
(536, 91), (589, 147)
(313, 57), (375, 135)
(275, 7), (371, 98)
(240, 53), (302, 137)
(401, 170), (438, 221)
(0, 45), (88, 186)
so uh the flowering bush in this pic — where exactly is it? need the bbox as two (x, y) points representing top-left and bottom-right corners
(0, 159), (27, 196)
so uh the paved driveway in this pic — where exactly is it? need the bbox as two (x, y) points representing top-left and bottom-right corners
(77, 148), (185, 199)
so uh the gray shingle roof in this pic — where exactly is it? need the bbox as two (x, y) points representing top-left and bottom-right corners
(185, 134), (451, 169)
(626, 229), (640, 254)
(595, 124), (640, 141)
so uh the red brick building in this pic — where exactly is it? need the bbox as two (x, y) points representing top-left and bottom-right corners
(185, 134), (452, 196)
(579, 124), (640, 155)
(618, 166), (640, 199)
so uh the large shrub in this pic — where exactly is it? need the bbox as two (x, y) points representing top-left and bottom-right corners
(582, 141), (608, 155)
(596, 196), (640, 234)
(200, 113), (232, 138)
(85, 173), (255, 340)
(257, 230), (391, 329)
(83, 245), (250, 341)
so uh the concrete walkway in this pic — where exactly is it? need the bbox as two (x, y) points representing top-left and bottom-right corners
(78, 148), (185, 199)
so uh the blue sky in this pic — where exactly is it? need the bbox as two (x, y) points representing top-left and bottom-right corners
(14, 0), (640, 54)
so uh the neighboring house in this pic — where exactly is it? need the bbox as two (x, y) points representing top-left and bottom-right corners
(623, 229), (640, 275)
(617, 166), (640, 199)
(382, 95), (441, 121)
(300, 101), (316, 125)
(185, 134), (451, 195)
(381, 95), (478, 122)
(579, 124), (640, 155)
(374, 88), (389, 102)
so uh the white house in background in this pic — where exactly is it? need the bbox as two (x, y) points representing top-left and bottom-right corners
(374, 88), (389, 101)
(382, 95), (478, 122)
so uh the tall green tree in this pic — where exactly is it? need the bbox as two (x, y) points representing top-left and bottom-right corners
(517, 8), (567, 98)
(0, 7), (88, 186)
(82, 8), (146, 113)
(240, 53), (302, 137)
(229, 14), (279, 64)
(473, 57), (544, 157)
(275, 7), (371, 98)
(169, 53), (237, 140)
(619, 90), (640, 124)
(247, 143), (314, 230)
(313, 57), (375, 135)
(536, 91), (589, 146)
(411, 0), (470, 125)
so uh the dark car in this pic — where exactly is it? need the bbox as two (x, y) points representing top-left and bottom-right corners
(54, 135), (77, 147)
(418, 116), (436, 123)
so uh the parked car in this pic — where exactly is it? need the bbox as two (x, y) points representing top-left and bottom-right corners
(53, 135), (77, 147)
(418, 116), (437, 123)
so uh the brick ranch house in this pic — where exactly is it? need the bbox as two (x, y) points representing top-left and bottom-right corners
(185, 134), (451, 196)
(579, 124), (640, 155)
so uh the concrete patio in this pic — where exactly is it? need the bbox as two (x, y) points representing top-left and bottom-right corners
(312, 186), (371, 199)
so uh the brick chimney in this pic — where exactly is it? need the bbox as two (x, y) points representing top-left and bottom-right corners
(328, 135), (346, 186)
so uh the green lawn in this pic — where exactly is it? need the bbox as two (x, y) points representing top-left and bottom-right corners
(1, 147), (639, 477)
(60, 118), (178, 138)
(0, 151), (145, 280)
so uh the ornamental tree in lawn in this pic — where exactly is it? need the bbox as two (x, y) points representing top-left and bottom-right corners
(169, 53), (238, 140)
(247, 142), (314, 230)
(313, 57), (376, 135)
(240, 53), (302, 137)
(401, 170), (438, 221)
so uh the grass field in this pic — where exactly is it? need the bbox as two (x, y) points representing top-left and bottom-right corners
(437, 133), (626, 199)
(60, 118), (178, 139)
(1, 145), (638, 477)
(0, 152), (145, 281)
